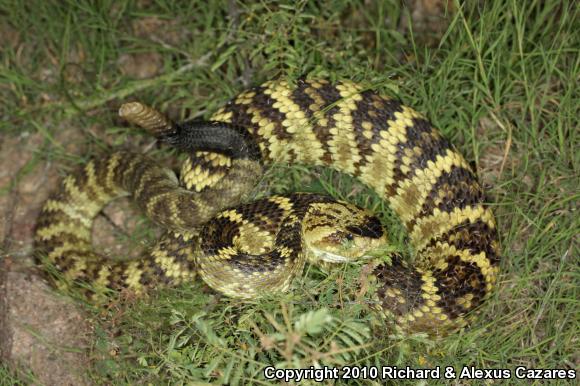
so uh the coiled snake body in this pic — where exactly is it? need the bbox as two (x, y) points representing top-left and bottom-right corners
(35, 77), (500, 333)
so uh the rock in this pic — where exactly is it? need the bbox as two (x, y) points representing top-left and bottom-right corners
(0, 129), (92, 384)
(118, 52), (163, 79)
(0, 259), (90, 385)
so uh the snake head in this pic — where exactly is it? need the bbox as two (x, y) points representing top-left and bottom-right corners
(303, 202), (389, 265)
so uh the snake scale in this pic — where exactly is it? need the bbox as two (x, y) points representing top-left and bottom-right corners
(35, 77), (500, 334)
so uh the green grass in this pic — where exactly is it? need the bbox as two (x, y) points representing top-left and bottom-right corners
(0, 364), (25, 386)
(1, 0), (578, 384)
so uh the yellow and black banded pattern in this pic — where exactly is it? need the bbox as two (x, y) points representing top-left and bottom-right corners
(35, 77), (500, 334)
(35, 149), (385, 299)
(209, 78), (500, 332)
(35, 151), (261, 292)
(197, 192), (387, 299)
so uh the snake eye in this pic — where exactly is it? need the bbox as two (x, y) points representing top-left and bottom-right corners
(346, 216), (384, 238)
(344, 233), (354, 241)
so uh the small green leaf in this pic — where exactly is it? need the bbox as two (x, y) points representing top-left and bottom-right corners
(294, 308), (333, 335)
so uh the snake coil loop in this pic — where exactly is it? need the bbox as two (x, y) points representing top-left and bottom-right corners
(36, 77), (500, 334)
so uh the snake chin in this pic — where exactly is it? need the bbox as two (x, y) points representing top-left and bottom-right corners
(308, 248), (381, 264)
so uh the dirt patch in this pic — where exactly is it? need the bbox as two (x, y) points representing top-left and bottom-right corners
(476, 114), (534, 190)
(132, 15), (189, 46)
(118, 52), (164, 80)
(116, 15), (190, 81)
(95, 196), (159, 260)
(0, 133), (54, 257)
(0, 120), (156, 383)
(399, 0), (455, 47)
(0, 128), (90, 384)
(0, 261), (90, 385)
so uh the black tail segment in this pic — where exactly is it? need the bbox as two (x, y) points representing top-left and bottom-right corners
(118, 102), (262, 161)
(162, 120), (262, 161)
